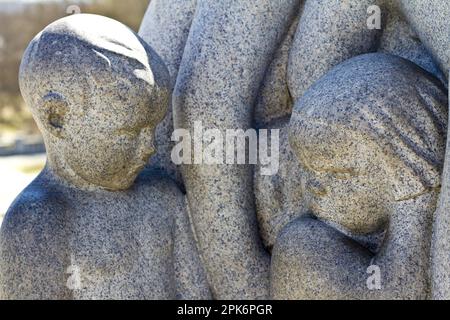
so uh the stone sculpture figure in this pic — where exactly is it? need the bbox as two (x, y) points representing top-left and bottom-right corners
(284, 0), (449, 299)
(398, 0), (450, 300)
(257, 0), (450, 258)
(0, 14), (210, 300)
(138, 0), (448, 300)
(256, 0), (449, 252)
(171, 0), (303, 299)
(271, 53), (448, 300)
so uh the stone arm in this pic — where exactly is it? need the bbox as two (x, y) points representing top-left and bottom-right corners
(371, 193), (435, 299)
(173, 0), (302, 299)
(272, 193), (435, 300)
(399, 0), (450, 299)
(287, 0), (382, 101)
(271, 217), (372, 300)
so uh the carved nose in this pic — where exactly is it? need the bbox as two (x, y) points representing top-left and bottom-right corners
(306, 179), (327, 197)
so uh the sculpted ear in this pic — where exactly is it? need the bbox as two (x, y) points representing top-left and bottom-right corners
(40, 92), (69, 139)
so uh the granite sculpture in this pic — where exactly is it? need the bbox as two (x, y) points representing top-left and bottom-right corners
(138, 0), (448, 300)
(0, 0), (448, 301)
(272, 53), (448, 300)
(0, 14), (210, 300)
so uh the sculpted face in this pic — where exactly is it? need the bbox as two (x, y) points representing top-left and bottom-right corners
(19, 14), (170, 190)
(61, 67), (159, 190)
(288, 53), (448, 235)
(290, 123), (391, 235)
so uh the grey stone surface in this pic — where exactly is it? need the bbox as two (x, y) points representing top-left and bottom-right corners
(253, 15), (299, 130)
(399, 0), (449, 80)
(0, 14), (210, 300)
(401, 0), (450, 300)
(287, 0), (380, 102)
(287, 0), (446, 104)
(254, 118), (305, 251)
(1, 0), (448, 301)
(139, 0), (197, 186)
(141, 0), (449, 300)
(272, 53), (448, 300)
(173, 0), (302, 299)
(378, 1), (447, 84)
(253, 9), (304, 252)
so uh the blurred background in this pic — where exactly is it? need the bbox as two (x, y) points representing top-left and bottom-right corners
(0, 0), (150, 225)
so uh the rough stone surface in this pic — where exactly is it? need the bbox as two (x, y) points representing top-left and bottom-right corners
(253, 7), (304, 253)
(0, 14), (210, 300)
(401, 0), (450, 300)
(139, 0), (197, 187)
(378, 2), (446, 84)
(173, 0), (302, 300)
(272, 53), (448, 300)
(253, 15), (300, 130)
(287, 0), (380, 102)
(287, 0), (446, 104)
(399, 0), (449, 80)
(1, 0), (450, 301)
(254, 117), (305, 251)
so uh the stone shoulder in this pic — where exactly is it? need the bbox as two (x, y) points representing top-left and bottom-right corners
(134, 168), (185, 208)
(1, 177), (68, 239)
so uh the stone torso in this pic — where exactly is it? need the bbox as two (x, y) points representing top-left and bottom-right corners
(0, 171), (181, 300)
(66, 180), (175, 300)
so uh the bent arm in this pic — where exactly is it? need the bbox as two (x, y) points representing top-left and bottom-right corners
(271, 217), (372, 300)
(288, 0), (382, 101)
(174, 0), (301, 299)
(373, 198), (434, 300)
(272, 199), (435, 300)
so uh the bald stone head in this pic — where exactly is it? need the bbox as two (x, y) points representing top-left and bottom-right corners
(290, 53), (448, 234)
(19, 14), (170, 190)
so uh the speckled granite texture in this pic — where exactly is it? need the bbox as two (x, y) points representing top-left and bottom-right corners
(272, 53), (448, 300)
(0, 14), (210, 300)
(172, 0), (302, 299)
(1, 0), (449, 300)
